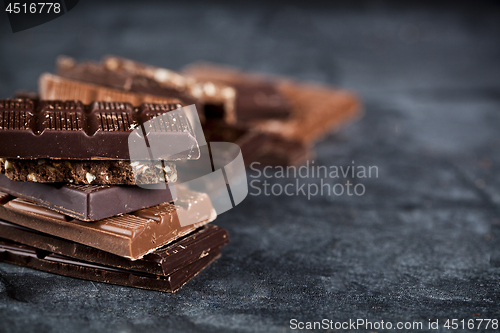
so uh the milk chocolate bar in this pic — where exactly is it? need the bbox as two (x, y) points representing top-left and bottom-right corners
(0, 174), (176, 221)
(56, 56), (237, 124)
(0, 187), (216, 260)
(183, 62), (362, 144)
(0, 239), (220, 292)
(0, 158), (177, 185)
(0, 220), (228, 276)
(0, 99), (200, 160)
(39, 73), (183, 106)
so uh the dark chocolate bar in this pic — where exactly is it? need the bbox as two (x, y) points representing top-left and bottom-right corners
(0, 158), (177, 185)
(0, 187), (216, 260)
(0, 99), (200, 160)
(0, 239), (220, 292)
(0, 174), (176, 221)
(0, 220), (228, 276)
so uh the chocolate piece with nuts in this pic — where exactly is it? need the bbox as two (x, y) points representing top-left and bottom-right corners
(0, 158), (177, 185)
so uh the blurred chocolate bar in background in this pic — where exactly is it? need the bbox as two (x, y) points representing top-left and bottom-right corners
(38, 56), (361, 166)
(203, 120), (312, 167)
(182, 62), (362, 145)
(0, 174), (177, 221)
(0, 222), (228, 292)
(39, 73), (183, 106)
(54, 55), (237, 124)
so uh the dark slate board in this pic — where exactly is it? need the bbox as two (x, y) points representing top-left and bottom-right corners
(0, 1), (499, 332)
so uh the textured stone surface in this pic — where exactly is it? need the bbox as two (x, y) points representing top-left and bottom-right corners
(0, 1), (499, 332)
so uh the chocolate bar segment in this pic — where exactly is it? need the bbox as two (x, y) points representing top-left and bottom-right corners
(257, 81), (362, 144)
(13, 91), (39, 101)
(0, 187), (216, 260)
(232, 82), (292, 121)
(0, 99), (200, 160)
(39, 73), (183, 106)
(101, 55), (237, 123)
(183, 63), (292, 122)
(57, 55), (197, 106)
(0, 239), (220, 292)
(0, 174), (176, 221)
(57, 56), (237, 124)
(203, 120), (312, 167)
(0, 220), (228, 276)
(183, 62), (362, 144)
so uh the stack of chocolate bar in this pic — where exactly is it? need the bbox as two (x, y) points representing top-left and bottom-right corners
(0, 98), (228, 292)
(0, 56), (360, 291)
(39, 55), (361, 166)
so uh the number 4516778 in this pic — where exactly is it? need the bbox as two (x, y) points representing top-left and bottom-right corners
(5, 2), (61, 14)
(444, 319), (498, 330)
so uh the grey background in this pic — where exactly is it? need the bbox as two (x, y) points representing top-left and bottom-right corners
(1, 1), (500, 332)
